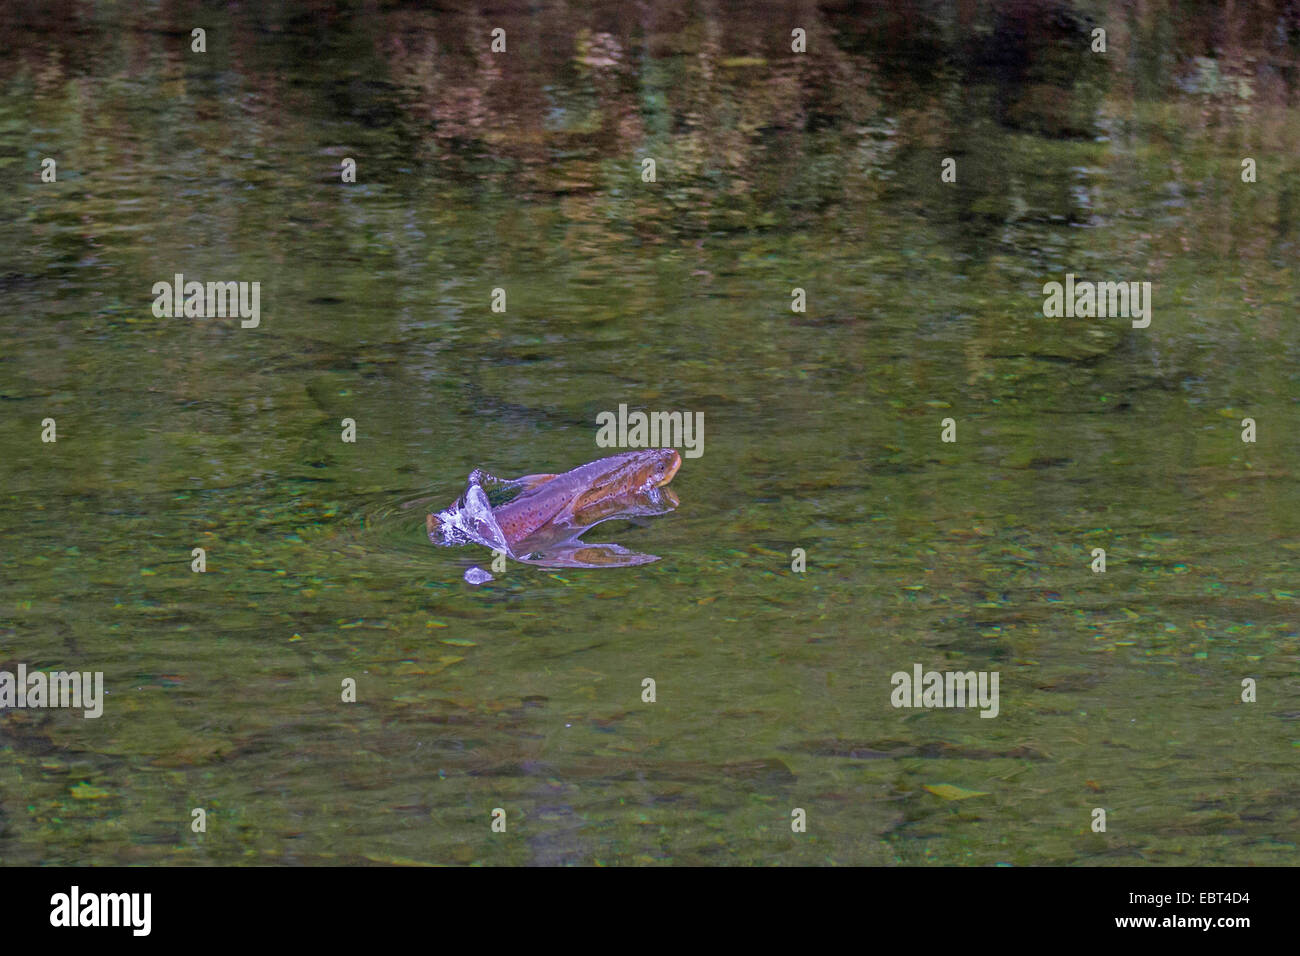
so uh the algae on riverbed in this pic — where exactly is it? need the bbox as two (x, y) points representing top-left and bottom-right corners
(1, 1), (1298, 865)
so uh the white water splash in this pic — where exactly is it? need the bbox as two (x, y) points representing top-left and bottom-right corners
(429, 479), (514, 556)
(463, 566), (494, 585)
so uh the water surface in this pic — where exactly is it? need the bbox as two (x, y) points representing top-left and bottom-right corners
(1, 1), (1298, 865)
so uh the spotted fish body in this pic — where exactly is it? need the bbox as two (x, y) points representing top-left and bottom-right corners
(491, 449), (681, 546)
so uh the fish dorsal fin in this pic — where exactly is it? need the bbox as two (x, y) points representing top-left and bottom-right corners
(511, 473), (560, 493)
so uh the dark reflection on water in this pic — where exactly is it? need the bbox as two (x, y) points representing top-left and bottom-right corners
(1, 1), (1299, 865)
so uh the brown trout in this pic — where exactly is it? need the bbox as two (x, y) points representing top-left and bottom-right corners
(428, 449), (682, 579)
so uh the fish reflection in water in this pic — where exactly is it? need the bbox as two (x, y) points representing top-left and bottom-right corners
(427, 449), (682, 583)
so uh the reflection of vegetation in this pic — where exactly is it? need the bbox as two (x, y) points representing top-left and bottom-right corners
(4, 1), (1296, 245)
(2, 1), (1299, 865)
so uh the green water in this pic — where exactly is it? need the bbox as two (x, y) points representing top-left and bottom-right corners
(1, 1), (1298, 865)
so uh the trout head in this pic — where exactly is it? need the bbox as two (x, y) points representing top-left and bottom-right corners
(568, 448), (680, 513)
